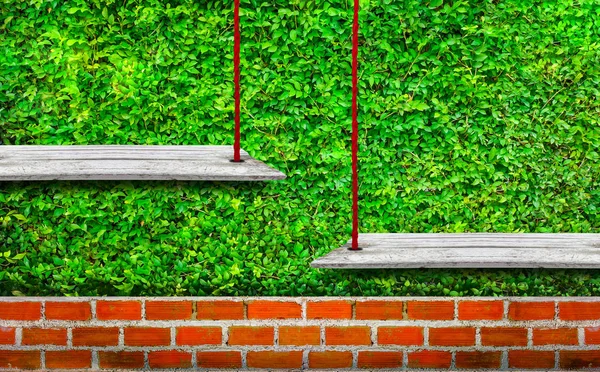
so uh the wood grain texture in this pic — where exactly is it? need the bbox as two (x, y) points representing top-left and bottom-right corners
(0, 146), (286, 181)
(311, 233), (600, 268)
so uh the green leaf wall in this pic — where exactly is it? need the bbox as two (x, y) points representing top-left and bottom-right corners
(1, 0), (600, 296)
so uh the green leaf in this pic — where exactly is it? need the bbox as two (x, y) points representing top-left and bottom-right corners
(429, 0), (443, 8)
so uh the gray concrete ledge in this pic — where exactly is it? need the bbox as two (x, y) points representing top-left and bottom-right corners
(311, 233), (600, 268)
(0, 145), (286, 181)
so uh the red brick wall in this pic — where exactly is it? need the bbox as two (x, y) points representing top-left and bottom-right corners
(0, 297), (599, 369)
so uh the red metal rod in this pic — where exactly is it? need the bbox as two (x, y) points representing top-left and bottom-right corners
(351, 0), (359, 250)
(233, 0), (241, 162)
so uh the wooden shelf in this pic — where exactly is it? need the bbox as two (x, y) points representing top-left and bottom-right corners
(0, 146), (286, 181)
(311, 233), (600, 269)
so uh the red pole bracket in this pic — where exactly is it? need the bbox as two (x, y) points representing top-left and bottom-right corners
(233, 0), (242, 162)
(350, 0), (360, 250)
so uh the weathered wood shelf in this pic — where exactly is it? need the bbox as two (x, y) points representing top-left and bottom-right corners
(0, 146), (286, 181)
(311, 233), (600, 269)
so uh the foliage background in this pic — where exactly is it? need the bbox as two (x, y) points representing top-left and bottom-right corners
(1, 0), (600, 296)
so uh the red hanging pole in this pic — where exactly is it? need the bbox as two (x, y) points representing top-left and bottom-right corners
(351, 0), (360, 250)
(233, 0), (241, 162)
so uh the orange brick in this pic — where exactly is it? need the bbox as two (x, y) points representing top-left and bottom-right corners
(197, 351), (242, 369)
(407, 301), (454, 320)
(124, 327), (170, 346)
(357, 351), (403, 368)
(99, 351), (145, 369)
(560, 302), (600, 320)
(509, 350), (555, 369)
(408, 351), (452, 369)
(96, 300), (141, 320)
(560, 350), (600, 369)
(73, 327), (119, 346)
(326, 326), (372, 345)
(0, 328), (15, 345)
(149, 351), (192, 369)
(378, 327), (423, 345)
(458, 300), (503, 320)
(196, 301), (244, 320)
(176, 327), (221, 345)
(228, 326), (273, 345)
(247, 351), (303, 369)
(46, 302), (91, 321)
(307, 300), (352, 319)
(0, 302), (40, 320)
(0, 350), (40, 369)
(46, 350), (92, 369)
(429, 327), (475, 346)
(146, 301), (193, 320)
(586, 327), (600, 344)
(247, 300), (301, 319)
(509, 301), (555, 320)
(455, 351), (501, 369)
(533, 328), (578, 345)
(356, 301), (403, 320)
(279, 326), (320, 345)
(481, 327), (527, 346)
(309, 351), (353, 368)
(22, 328), (67, 345)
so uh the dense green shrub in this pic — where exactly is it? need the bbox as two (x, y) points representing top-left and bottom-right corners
(1, 0), (600, 296)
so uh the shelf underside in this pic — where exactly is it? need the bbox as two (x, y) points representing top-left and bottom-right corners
(0, 146), (286, 181)
(311, 233), (600, 269)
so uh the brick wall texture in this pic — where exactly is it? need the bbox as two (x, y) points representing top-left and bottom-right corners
(0, 297), (599, 369)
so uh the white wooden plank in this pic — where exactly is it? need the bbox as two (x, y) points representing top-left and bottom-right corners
(0, 146), (286, 181)
(311, 233), (600, 268)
